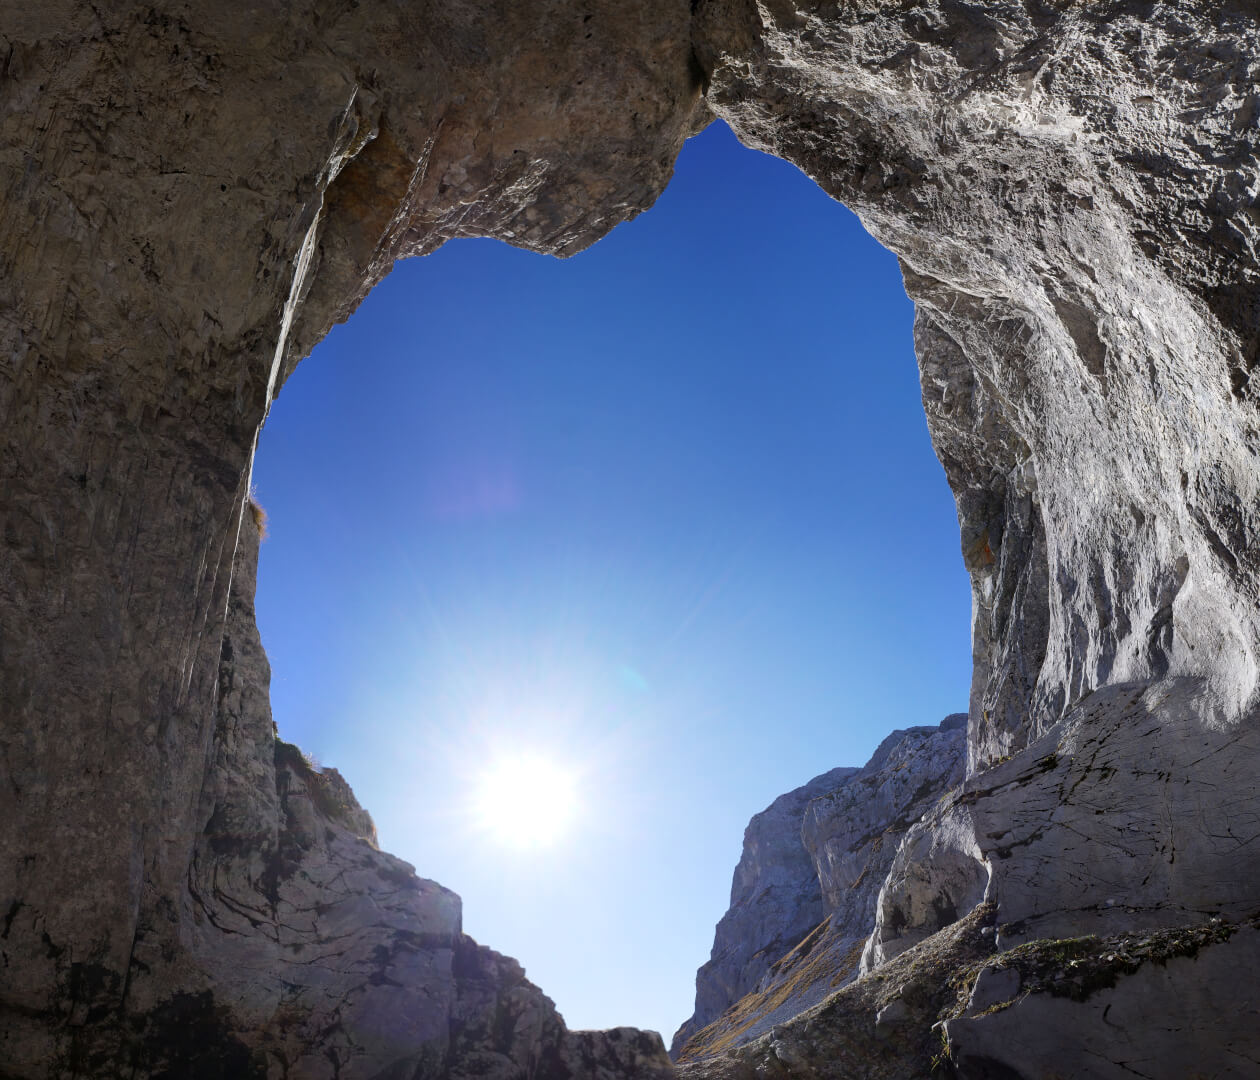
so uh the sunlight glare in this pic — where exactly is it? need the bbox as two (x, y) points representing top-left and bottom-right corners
(472, 753), (579, 850)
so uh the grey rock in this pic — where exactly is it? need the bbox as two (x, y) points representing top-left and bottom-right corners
(869, 680), (1260, 974)
(680, 0), (1260, 1072)
(963, 966), (1020, 1016)
(945, 924), (1260, 1080)
(677, 905), (1001, 1080)
(148, 518), (675, 1078)
(873, 999), (909, 1031)
(674, 717), (964, 1059)
(670, 766), (858, 1055)
(0, 2), (699, 1075)
(185, 522), (461, 1075)
(0, 510), (676, 1077)
(676, 909), (1260, 1080)
(694, 676), (1260, 1079)
(805, 718), (968, 922)
(694, 0), (1260, 768)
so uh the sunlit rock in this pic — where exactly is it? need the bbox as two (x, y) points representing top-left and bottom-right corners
(676, 0), (1260, 1074)
(673, 717), (965, 1059)
(669, 765), (859, 1055)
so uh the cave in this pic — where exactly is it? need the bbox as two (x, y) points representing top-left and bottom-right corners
(3, 2), (1260, 1078)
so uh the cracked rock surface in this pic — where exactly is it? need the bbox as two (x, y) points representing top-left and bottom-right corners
(679, 677), (1260, 1079)
(695, 0), (1260, 762)
(944, 920), (1260, 1080)
(677, 1), (1260, 1074)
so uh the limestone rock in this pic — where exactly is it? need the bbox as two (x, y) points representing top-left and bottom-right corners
(445, 941), (674, 1080)
(676, 904), (1002, 1080)
(694, 0), (1260, 765)
(869, 680), (1260, 969)
(944, 921), (1260, 1080)
(64, 520), (673, 1079)
(804, 716), (967, 927)
(677, 1), (1260, 1073)
(683, 679), (1260, 1079)
(670, 766), (858, 1054)
(677, 906), (1260, 1080)
(0, 3), (699, 1075)
(673, 716), (965, 1059)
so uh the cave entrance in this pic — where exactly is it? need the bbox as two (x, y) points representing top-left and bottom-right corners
(250, 119), (971, 1040)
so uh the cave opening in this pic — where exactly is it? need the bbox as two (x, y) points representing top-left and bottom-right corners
(250, 119), (971, 1040)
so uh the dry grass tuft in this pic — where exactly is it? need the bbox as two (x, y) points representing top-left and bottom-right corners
(247, 491), (268, 539)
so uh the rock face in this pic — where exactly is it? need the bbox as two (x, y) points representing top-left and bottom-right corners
(869, 680), (1260, 965)
(0, 516), (678, 1077)
(678, 2), (1260, 1074)
(1, 3), (699, 1076)
(695, 0), (1260, 763)
(672, 717), (965, 1059)
(670, 766), (859, 1053)
(804, 716), (967, 939)
(4, 0), (1260, 1077)
(943, 922), (1260, 1080)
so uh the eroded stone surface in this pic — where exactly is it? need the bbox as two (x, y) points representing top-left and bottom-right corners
(944, 921), (1260, 1080)
(677, 2), (1260, 1072)
(683, 679), (1260, 1078)
(678, 907), (1260, 1080)
(869, 680), (1260, 971)
(676, 905), (1002, 1080)
(49, 520), (673, 1078)
(695, 0), (1260, 766)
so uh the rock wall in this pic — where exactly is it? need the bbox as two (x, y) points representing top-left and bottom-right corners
(672, 717), (965, 1060)
(678, 681), (1260, 1076)
(696, 0), (1260, 765)
(1, 516), (678, 1077)
(670, 766), (859, 1054)
(0, 4), (700, 1074)
(682, 4), (1260, 1075)
(4, 0), (1260, 1076)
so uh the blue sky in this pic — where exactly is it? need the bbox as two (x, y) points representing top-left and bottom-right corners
(253, 120), (971, 1041)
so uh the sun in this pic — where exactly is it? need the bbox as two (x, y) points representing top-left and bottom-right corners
(472, 753), (579, 850)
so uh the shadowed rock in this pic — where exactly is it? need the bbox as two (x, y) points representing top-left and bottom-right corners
(0, 3), (699, 1074)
